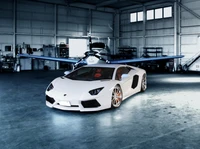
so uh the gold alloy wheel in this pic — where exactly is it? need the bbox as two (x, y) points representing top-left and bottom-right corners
(111, 85), (123, 108)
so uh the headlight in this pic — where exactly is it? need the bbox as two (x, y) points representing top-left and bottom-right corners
(89, 87), (104, 95)
(47, 83), (54, 91)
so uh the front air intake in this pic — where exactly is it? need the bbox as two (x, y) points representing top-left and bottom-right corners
(81, 100), (101, 108)
(46, 95), (55, 104)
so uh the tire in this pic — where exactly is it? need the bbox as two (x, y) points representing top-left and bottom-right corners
(141, 74), (147, 92)
(111, 85), (123, 108)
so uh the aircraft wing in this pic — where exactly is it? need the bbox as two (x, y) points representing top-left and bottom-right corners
(109, 55), (184, 64)
(18, 54), (184, 65)
(17, 54), (86, 64)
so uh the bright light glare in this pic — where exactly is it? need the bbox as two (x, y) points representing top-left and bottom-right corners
(69, 39), (87, 57)
(86, 56), (99, 64)
(130, 13), (137, 22)
(163, 77), (200, 83)
(164, 6), (172, 18)
(59, 101), (71, 106)
(162, 91), (200, 109)
(147, 9), (154, 20)
(138, 11), (143, 21)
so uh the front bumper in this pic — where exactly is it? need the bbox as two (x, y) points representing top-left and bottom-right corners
(46, 95), (108, 112)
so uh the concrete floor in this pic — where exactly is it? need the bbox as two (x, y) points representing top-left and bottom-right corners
(1, 70), (200, 149)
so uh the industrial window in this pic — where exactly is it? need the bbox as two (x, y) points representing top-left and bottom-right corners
(130, 6), (172, 23)
(130, 11), (143, 22)
(147, 9), (154, 20)
(137, 11), (143, 21)
(155, 8), (163, 19)
(130, 12), (137, 22)
(164, 6), (172, 18)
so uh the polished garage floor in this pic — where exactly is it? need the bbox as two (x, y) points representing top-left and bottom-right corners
(1, 70), (200, 149)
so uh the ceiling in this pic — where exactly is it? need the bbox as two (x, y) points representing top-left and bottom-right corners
(68, 0), (174, 9)
(32, 0), (175, 11)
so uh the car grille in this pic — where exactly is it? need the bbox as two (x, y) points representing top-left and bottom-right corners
(81, 99), (101, 108)
(46, 95), (55, 104)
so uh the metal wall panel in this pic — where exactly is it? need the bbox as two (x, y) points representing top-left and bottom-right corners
(180, 0), (200, 65)
(119, 1), (200, 65)
(16, 35), (54, 49)
(0, 0), (13, 34)
(120, 6), (175, 58)
(0, 0), (115, 56)
(16, 1), (54, 35)
(181, 0), (200, 10)
(0, 18), (13, 33)
(0, 35), (13, 53)
(57, 5), (88, 37)
(91, 11), (113, 38)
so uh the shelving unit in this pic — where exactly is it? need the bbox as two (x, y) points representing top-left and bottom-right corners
(57, 43), (70, 69)
(43, 46), (56, 70)
(143, 47), (163, 57)
(111, 47), (137, 60)
(118, 47), (137, 59)
(0, 56), (15, 71)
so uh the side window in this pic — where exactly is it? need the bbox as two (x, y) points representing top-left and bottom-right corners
(123, 67), (132, 74)
(115, 67), (123, 80)
(115, 67), (132, 80)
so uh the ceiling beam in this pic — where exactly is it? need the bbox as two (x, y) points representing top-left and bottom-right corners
(129, 0), (143, 5)
(97, 0), (144, 7)
(96, 0), (118, 7)
(120, 0), (174, 11)
(26, 0), (115, 12)
(178, 2), (200, 20)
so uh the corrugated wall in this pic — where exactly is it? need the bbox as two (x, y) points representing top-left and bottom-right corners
(180, 0), (200, 65)
(1, 0), (199, 64)
(0, 0), (13, 54)
(16, 0), (55, 49)
(120, 11), (143, 56)
(119, 0), (200, 66)
(0, 0), (114, 55)
(91, 11), (114, 52)
(145, 18), (174, 56)
(120, 4), (174, 58)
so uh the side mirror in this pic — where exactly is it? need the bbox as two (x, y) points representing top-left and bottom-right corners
(64, 71), (71, 75)
(121, 74), (129, 81)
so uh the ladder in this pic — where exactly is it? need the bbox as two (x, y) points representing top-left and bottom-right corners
(182, 51), (200, 71)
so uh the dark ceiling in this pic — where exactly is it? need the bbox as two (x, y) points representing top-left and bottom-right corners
(32, 0), (175, 10)
(66, 0), (175, 9)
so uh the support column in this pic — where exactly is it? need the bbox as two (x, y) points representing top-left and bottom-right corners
(174, 0), (181, 71)
(143, 5), (146, 49)
(113, 11), (120, 55)
(88, 9), (92, 36)
(54, 4), (57, 47)
(54, 4), (59, 70)
(13, 0), (16, 57)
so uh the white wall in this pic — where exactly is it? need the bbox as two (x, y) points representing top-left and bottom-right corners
(1, 0), (199, 65)
(0, 0), (13, 55)
(119, 0), (200, 67)
(180, 0), (200, 65)
(0, 0), (114, 56)
(119, 4), (174, 58)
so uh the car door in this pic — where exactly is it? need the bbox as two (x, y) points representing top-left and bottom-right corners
(115, 66), (133, 98)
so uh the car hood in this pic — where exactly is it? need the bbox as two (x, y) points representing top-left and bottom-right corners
(48, 76), (116, 96)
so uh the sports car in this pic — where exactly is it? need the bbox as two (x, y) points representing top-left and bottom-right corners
(46, 64), (147, 112)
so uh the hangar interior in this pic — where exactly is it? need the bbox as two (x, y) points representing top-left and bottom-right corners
(1, 0), (200, 149)
(0, 0), (200, 71)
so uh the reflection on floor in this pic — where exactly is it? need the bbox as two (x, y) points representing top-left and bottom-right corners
(0, 71), (200, 149)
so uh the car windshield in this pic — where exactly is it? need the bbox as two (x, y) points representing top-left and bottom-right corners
(65, 67), (115, 81)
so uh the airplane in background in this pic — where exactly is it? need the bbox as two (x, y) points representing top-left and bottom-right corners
(17, 37), (184, 71)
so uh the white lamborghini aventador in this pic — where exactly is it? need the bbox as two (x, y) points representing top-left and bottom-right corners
(46, 64), (147, 112)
